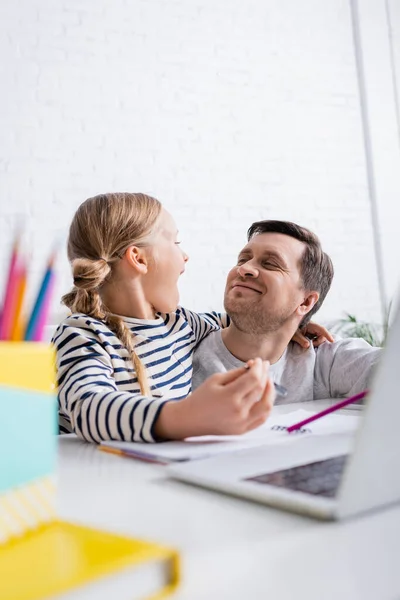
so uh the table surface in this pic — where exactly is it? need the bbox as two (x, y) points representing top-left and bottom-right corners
(57, 401), (400, 600)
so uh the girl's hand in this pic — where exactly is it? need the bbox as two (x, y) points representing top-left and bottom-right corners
(155, 358), (275, 439)
(292, 321), (334, 349)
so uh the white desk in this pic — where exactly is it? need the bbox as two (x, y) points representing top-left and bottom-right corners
(57, 402), (400, 600)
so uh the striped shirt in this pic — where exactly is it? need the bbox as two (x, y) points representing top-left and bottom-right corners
(52, 308), (226, 443)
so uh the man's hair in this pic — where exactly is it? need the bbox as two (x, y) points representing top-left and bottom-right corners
(247, 220), (334, 325)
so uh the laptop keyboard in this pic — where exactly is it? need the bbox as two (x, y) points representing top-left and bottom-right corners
(245, 455), (348, 498)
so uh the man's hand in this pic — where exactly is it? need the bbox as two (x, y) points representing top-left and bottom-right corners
(292, 321), (334, 349)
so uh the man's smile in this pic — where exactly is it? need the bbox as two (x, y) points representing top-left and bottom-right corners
(231, 281), (262, 294)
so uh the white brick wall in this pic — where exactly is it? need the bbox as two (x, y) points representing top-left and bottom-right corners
(1, 0), (397, 328)
(353, 0), (400, 322)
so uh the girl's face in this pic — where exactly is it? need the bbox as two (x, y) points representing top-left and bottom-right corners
(143, 209), (188, 313)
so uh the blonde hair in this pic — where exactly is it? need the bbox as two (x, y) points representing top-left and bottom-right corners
(62, 192), (163, 397)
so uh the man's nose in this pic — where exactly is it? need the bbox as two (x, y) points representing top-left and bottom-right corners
(237, 262), (259, 278)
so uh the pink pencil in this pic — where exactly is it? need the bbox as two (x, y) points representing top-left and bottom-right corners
(0, 234), (21, 340)
(287, 390), (369, 433)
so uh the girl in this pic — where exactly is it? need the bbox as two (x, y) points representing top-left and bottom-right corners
(53, 193), (329, 444)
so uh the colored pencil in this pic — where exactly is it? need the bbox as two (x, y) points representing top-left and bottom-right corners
(24, 251), (56, 342)
(243, 365), (287, 397)
(10, 260), (28, 341)
(287, 390), (369, 433)
(0, 234), (21, 341)
(99, 445), (167, 465)
(31, 268), (55, 342)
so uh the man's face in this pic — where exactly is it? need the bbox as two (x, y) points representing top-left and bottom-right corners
(224, 232), (314, 334)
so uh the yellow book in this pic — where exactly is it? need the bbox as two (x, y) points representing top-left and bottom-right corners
(0, 520), (180, 600)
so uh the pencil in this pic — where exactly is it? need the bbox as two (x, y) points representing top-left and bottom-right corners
(243, 364), (287, 397)
(10, 260), (28, 341)
(0, 234), (21, 341)
(287, 390), (369, 433)
(30, 268), (55, 341)
(24, 251), (56, 342)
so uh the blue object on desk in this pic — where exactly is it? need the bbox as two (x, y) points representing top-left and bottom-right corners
(0, 386), (57, 493)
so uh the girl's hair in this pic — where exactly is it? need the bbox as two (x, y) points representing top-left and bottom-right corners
(62, 192), (163, 397)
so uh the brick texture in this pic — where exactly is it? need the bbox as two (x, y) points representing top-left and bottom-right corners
(0, 0), (390, 327)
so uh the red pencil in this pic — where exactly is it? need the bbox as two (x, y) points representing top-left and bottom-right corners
(287, 390), (369, 433)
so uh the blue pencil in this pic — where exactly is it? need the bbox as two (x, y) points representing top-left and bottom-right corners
(24, 253), (56, 341)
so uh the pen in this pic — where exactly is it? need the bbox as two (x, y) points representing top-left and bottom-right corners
(286, 390), (369, 432)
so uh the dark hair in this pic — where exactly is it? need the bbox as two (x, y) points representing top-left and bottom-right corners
(247, 220), (334, 325)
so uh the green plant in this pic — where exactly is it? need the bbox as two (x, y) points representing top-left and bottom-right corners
(331, 303), (392, 348)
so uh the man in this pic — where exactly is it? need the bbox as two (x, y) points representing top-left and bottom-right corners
(193, 220), (381, 403)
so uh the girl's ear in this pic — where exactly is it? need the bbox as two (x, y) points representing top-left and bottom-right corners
(297, 291), (319, 318)
(123, 246), (149, 275)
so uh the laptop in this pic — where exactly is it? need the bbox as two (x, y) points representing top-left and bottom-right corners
(168, 304), (400, 520)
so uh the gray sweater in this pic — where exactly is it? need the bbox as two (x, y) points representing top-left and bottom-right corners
(192, 330), (381, 404)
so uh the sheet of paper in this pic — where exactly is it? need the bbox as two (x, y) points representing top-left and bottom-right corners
(100, 409), (361, 463)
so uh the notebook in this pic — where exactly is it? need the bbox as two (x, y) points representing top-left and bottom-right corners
(0, 520), (180, 600)
(100, 410), (361, 464)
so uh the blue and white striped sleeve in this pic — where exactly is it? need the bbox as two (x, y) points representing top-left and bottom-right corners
(179, 307), (230, 345)
(53, 323), (168, 444)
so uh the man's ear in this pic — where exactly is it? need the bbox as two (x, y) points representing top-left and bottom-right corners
(123, 246), (149, 275)
(297, 291), (319, 318)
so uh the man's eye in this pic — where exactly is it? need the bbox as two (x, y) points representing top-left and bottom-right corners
(262, 261), (278, 269)
(237, 258), (247, 265)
